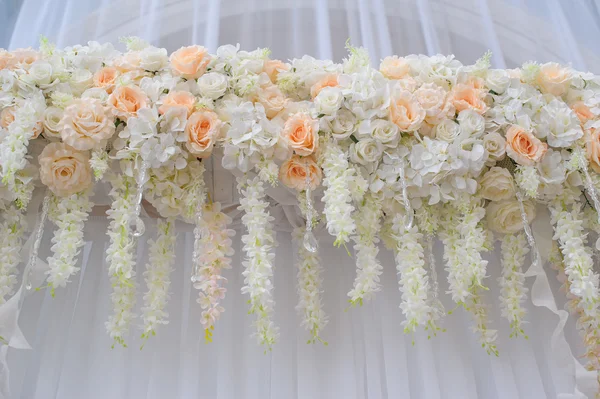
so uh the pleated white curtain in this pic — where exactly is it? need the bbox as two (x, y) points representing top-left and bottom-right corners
(2, 0), (600, 398)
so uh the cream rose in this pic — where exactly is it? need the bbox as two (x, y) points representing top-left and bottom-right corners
(158, 91), (196, 117)
(38, 143), (92, 197)
(310, 74), (338, 99)
(69, 69), (94, 95)
(389, 90), (425, 132)
(59, 98), (115, 151)
(536, 62), (571, 97)
(254, 84), (287, 119)
(323, 108), (356, 139)
(113, 52), (142, 73)
(505, 125), (547, 166)
(197, 72), (228, 99)
(486, 69), (510, 94)
(170, 45), (211, 79)
(314, 86), (343, 116)
(585, 128), (600, 173)
(370, 119), (399, 147)
(107, 85), (148, 120)
(379, 56), (410, 80)
(457, 109), (485, 136)
(434, 119), (461, 143)
(487, 199), (536, 234)
(350, 138), (383, 165)
(571, 101), (594, 124)
(479, 167), (515, 201)
(282, 113), (319, 156)
(449, 84), (488, 114)
(263, 59), (289, 84)
(140, 46), (168, 71)
(279, 154), (322, 191)
(414, 83), (453, 124)
(28, 61), (53, 86)
(42, 106), (64, 140)
(93, 67), (118, 93)
(185, 110), (221, 157)
(483, 131), (506, 162)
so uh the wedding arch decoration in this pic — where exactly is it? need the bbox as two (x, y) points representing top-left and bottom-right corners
(1, 37), (600, 389)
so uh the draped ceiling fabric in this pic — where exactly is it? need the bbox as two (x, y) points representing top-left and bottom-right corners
(2, 0), (600, 398)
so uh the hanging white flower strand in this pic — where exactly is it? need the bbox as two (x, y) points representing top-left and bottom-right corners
(549, 187), (600, 320)
(348, 194), (383, 305)
(319, 136), (356, 246)
(0, 203), (27, 303)
(238, 175), (279, 348)
(293, 226), (328, 344)
(194, 202), (235, 343)
(141, 217), (176, 344)
(105, 173), (138, 347)
(499, 232), (529, 338)
(46, 191), (93, 294)
(391, 213), (433, 334)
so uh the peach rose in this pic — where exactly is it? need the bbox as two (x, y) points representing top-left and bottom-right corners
(10, 48), (39, 69)
(537, 62), (571, 97)
(505, 125), (547, 166)
(0, 50), (14, 70)
(113, 52), (142, 73)
(59, 98), (115, 151)
(310, 74), (338, 99)
(571, 101), (594, 125)
(414, 83), (454, 125)
(282, 113), (319, 156)
(389, 90), (425, 132)
(93, 67), (118, 93)
(185, 110), (221, 157)
(170, 45), (211, 79)
(158, 91), (196, 117)
(449, 84), (488, 114)
(0, 106), (43, 138)
(38, 143), (92, 197)
(379, 56), (410, 80)
(279, 154), (322, 191)
(254, 84), (287, 119)
(263, 59), (289, 83)
(585, 128), (600, 173)
(107, 85), (148, 120)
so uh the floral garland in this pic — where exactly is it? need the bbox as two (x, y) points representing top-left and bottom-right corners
(499, 232), (529, 338)
(46, 191), (93, 293)
(141, 217), (176, 343)
(105, 173), (138, 347)
(238, 175), (278, 348)
(194, 202), (235, 342)
(0, 203), (27, 303)
(293, 226), (328, 344)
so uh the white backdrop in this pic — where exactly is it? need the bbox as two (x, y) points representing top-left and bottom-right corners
(3, 0), (600, 398)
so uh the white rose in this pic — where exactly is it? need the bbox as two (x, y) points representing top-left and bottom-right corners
(414, 82), (453, 124)
(435, 119), (461, 142)
(197, 72), (228, 99)
(486, 69), (510, 94)
(479, 167), (515, 201)
(537, 98), (583, 147)
(315, 86), (343, 116)
(0, 69), (15, 92)
(487, 199), (536, 234)
(28, 61), (53, 86)
(483, 131), (506, 162)
(370, 119), (399, 147)
(350, 138), (383, 165)
(42, 106), (63, 140)
(140, 47), (168, 71)
(69, 69), (93, 95)
(323, 108), (356, 139)
(457, 109), (485, 137)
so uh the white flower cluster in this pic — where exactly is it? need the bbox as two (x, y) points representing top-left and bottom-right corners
(105, 173), (138, 347)
(499, 233), (529, 338)
(319, 137), (356, 246)
(348, 194), (383, 304)
(238, 175), (279, 348)
(0, 203), (26, 303)
(440, 205), (465, 302)
(469, 292), (499, 356)
(515, 165), (539, 199)
(390, 213), (433, 333)
(90, 148), (109, 180)
(292, 227), (328, 344)
(46, 191), (93, 292)
(141, 218), (176, 342)
(549, 190), (599, 320)
(194, 202), (235, 342)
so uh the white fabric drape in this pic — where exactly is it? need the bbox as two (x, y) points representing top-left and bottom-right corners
(4, 214), (591, 399)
